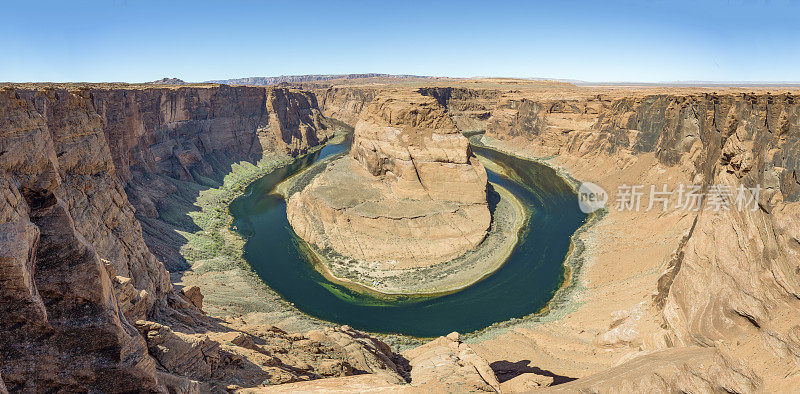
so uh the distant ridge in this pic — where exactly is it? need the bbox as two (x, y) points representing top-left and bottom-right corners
(571, 80), (800, 87)
(196, 74), (800, 88)
(471, 76), (800, 87)
(206, 73), (434, 86)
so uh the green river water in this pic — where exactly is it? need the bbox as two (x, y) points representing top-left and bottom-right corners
(229, 137), (587, 337)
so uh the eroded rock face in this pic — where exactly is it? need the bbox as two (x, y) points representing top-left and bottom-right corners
(418, 87), (500, 132)
(0, 85), (334, 391)
(137, 320), (406, 390)
(103, 260), (151, 323)
(288, 95), (490, 270)
(350, 96), (488, 204)
(481, 91), (800, 391)
(304, 325), (405, 384)
(18, 87), (173, 308)
(546, 347), (760, 393)
(136, 321), (224, 381)
(87, 86), (331, 270)
(181, 285), (204, 310)
(7, 80), (800, 392)
(0, 88), (162, 392)
(317, 86), (378, 126)
(240, 331), (502, 393)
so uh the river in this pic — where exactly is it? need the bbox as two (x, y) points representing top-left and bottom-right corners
(229, 136), (587, 337)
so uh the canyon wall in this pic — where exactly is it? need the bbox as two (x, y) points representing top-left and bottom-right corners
(631, 95), (800, 390)
(4, 80), (800, 391)
(483, 92), (800, 391)
(316, 85), (800, 390)
(316, 86), (379, 126)
(417, 87), (500, 132)
(0, 87), (163, 391)
(0, 85), (334, 391)
(88, 86), (331, 270)
(0, 83), (507, 392)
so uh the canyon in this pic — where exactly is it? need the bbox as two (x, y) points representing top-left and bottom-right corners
(1, 77), (800, 392)
(283, 93), (528, 294)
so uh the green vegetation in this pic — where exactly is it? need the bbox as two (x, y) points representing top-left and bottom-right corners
(171, 132), (349, 326)
(179, 156), (295, 269)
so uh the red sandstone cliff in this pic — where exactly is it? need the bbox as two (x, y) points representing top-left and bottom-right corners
(4, 80), (800, 392)
(475, 91), (800, 391)
(0, 85), (336, 391)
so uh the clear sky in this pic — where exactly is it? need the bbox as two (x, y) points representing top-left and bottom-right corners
(3, 0), (799, 83)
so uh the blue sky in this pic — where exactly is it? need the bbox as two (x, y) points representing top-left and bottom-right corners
(3, 0), (799, 83)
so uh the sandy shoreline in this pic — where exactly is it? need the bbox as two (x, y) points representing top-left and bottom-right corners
(458, 136), (603, 342)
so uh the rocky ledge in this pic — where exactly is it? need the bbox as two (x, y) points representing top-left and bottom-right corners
(286, 95), (524, 294)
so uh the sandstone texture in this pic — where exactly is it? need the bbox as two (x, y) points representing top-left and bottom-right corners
(0, 82), (500, 392)
(465, 90), (800, 392)
(402, 332), (501, 392)
(4, 77), (800, 392)
(0, 87), (163, 392)
(88, 85), (331, 270)
(0, 84), (403, 392)
(311, 79), (800, 392)
(239, 331), (500, 393)
(288, 94), (490, 271)
(181, 285), (204, 309)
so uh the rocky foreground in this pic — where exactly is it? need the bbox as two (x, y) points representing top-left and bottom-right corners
(1, 78), (800, 392)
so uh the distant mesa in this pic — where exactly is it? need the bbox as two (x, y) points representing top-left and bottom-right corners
(148, 77), (186, 85)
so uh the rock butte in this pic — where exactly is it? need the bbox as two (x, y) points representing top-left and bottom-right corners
(287, 95), (491, 270)
(1, 76), (800, 392)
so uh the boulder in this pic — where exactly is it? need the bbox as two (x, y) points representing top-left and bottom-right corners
(402, 332), (500, 392)
(181, 285), (204, 310)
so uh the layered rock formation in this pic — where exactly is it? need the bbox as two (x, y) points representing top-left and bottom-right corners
(240, 331), (500, 393)
(5, 78), (800, 392)
(0, 85), (363, 392)
(89, 86), (331, 270)
(317, 86), (379, 126)
(402, 332), (501, 392)
(287, 95), (490, 272)
(133, 320), (408, 390)
(0, 87), (163, 391)
(418, 87), (499, 132)
(637, 95), (800, 390)
(475, 91), (800, 391)
(313, 83), (800, 391)
(0, 83), (501, 392)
